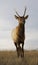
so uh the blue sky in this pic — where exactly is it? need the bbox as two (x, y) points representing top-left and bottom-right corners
(0, 0), (38, 50)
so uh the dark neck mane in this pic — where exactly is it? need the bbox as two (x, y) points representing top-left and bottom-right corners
(19, 23), (25, 29)
(19, 23), (25, 33)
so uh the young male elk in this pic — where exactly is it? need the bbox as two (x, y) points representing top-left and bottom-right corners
(11, 8), (28, 57)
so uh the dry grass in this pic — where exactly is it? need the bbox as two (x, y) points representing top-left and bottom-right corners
(0, 50), (38, 65)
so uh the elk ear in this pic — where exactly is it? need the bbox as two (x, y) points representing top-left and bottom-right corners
(24, 15), (29, 19)
(14, 15), (18, 19)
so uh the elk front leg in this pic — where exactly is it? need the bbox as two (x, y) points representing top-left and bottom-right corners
(21, 43), (24, 57)
(14, 42), (19, 57)
(14, 42), (20, 57)
(14, 42), (17, 48)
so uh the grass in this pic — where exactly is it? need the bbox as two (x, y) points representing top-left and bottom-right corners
(0, 50), (38, 65)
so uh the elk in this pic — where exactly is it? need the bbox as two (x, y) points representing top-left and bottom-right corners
(11, 8), (28, 57)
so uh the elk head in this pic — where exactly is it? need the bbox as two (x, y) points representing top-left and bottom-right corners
(14, 7), (29, 24)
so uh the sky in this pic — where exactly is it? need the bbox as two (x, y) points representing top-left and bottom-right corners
(0, 0), (38, 50)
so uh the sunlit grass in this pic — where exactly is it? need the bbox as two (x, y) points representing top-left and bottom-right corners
(0, 50), (38, 65)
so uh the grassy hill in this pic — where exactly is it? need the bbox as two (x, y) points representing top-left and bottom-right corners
(0, 50), (38, 65)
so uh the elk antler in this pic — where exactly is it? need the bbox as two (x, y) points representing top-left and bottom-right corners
(15, 11), (20, 17)
(23, 7), (26, 16)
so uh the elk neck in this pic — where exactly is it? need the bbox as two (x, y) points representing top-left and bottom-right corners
(19, 23), (25, 32)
